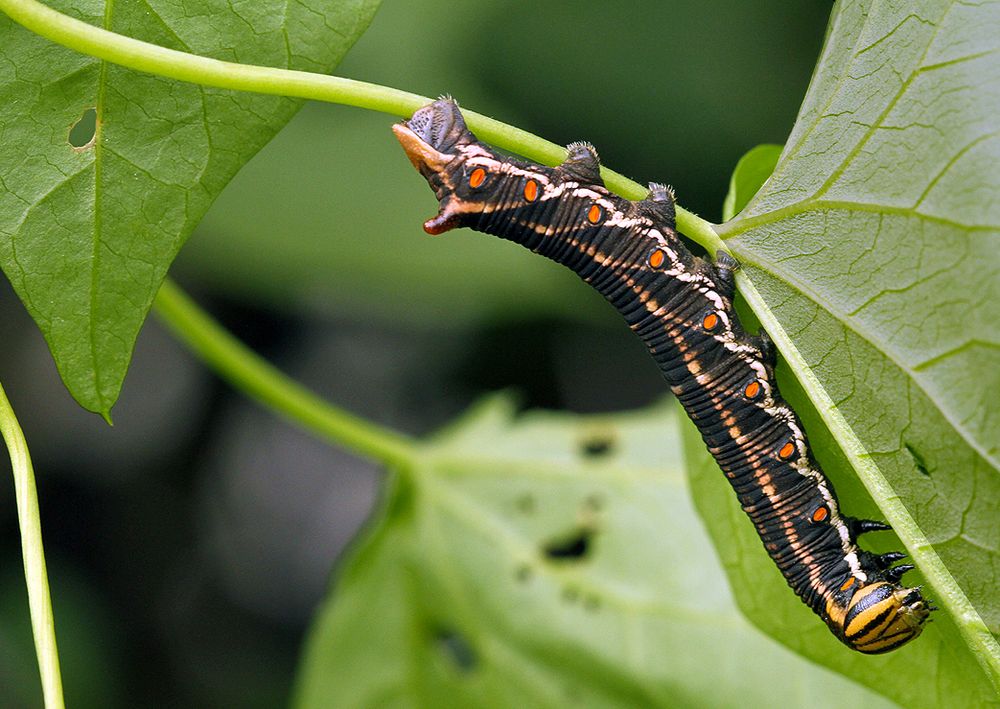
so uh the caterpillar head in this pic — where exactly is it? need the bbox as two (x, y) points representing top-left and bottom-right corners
(832, 581), (931, 654)
(393, 98), (500, 235)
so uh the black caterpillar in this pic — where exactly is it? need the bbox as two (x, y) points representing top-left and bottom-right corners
(394, 98), (931, 653)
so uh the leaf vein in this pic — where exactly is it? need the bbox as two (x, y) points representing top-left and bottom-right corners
(733, 250), (1000, 474)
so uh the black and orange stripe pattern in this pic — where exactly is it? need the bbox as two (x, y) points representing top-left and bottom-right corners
(394, 99), (932, 653)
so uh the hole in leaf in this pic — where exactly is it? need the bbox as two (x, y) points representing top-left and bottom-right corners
(543, 527), (593, 561)
(905, 442), (930, 476)
(583, 493), (605, 513)
(68, 107), (97, 149)
(515, 492), (535, 514)
(435, 629), (477, 672)
(580, 434), (614, 458)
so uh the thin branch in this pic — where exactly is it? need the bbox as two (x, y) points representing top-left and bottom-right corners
(0, 381), (64, 709)
(153, 279), (418, 469)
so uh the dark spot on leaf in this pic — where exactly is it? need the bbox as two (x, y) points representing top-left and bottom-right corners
(580, 434), (614, 458)
(543, 527), (593, 561)
(515, 492), (535, 514)
(583, 493), (605, 512)
(905, 442), (930, 476)
(68, 107), (97, 149)
(435, 629), (477, 672)
(515, 564), (533, 583)
(583, 595), (602, 612)
(561, 586), (580, 603)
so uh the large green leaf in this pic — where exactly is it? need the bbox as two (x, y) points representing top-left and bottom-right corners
(0, 0), (379, 416)
(688, 0), (999, 699)
(295, 396), (903, 708)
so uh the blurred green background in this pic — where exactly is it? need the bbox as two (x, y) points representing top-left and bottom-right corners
(0, 1), (830, 706)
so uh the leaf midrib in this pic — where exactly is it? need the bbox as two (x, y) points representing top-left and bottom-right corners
(88, 0), (115, 413)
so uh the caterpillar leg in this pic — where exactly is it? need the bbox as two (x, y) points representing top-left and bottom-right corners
(874, 551), (908, 569)
(754, 329), (776, 366)
(714, 251), (739, 299)
(848, 517), (892, 537)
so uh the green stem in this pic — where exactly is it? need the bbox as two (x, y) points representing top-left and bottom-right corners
(153, 279), (417, 469)
(0, 382), (65, 709)
(0, 0), (723, 253)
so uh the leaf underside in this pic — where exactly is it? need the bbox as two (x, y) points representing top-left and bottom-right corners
(692, 0), (999, 700)
(0, 0), (380, 415)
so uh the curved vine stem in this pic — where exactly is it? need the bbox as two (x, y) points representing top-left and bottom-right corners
(0, 0), (725, 257)
(0, 381), (65, 709)
(153, 280), (418, 469)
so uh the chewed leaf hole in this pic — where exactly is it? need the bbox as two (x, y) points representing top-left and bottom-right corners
(543, 527), (593, 561)
(905, 442), (930, 476)
(515, 492), (536, 514)
(435, 629), (477, 672)
(561, 586), (580, 603)
(68, 107), (97, 149)
(580, 436), (615, 458)
(580, 434), (614, 458)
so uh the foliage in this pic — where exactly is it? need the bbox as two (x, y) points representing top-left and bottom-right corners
(294, 396), (902, 708)
(702, 1), (1000, 697)
(0, 0), (379, 415)
(0, 0), (997, 707)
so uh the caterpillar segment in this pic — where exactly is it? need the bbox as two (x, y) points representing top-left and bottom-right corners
(393, 98), (932, 653)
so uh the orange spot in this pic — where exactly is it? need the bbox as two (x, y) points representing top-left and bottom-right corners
(812, 506), (829, 523)
(778, 441), (796, 460)
(649, 249), (665, 268)
(841, 577), (856, 591)
(469, 167), (486, 188)
(702, 313), (719, 331)
(587, 204), (603, 224)
(744, 381), (760, 399)
(524, 179), (539, 202)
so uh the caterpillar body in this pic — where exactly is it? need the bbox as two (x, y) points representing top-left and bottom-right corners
(393, 99), (931, 653)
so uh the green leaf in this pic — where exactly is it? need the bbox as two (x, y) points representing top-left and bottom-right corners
(721, 144), (782, 222)
(0, 0), (379, 416)
(700, 0), (1000, 698)
(295, 396), (903, 709)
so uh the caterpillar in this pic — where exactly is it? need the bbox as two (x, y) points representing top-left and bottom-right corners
(393, 98), (932, 653)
